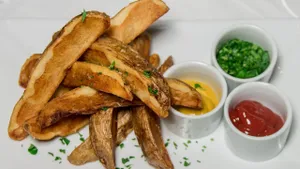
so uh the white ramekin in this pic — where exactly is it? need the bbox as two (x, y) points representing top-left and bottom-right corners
(224, 82), (292, 162)
(211, 24), (278, 92)
(163, 61), (228, 139)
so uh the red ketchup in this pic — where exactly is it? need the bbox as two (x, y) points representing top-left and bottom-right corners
(229, 100), (284, 137)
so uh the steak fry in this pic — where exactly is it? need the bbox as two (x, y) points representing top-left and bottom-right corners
(129, 32), (151, 59)
(8, 11), (110, 140)
(63, 62), (133, 101)
(166, 78), (202, 109)
(24, 115), (89, 140)
(158, 56), (174, 75)
(91, 37), (171, 118)
(90, 108), (117, 169)
(19, 54), (41, 88)
(37, 86), (141, 129)
(68, 108), (133, 166)
(107, 0), (169, 44)
(132, 106), (174, 169)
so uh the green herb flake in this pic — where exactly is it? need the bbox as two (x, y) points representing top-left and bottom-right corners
(81, 9), (87, 22)
(194, 83), (203, 89)
(109, 61), (116, 70)
(125, 164), (132, 169)
(97, 72), (102, 75)
(129, 156), (135, 159)
(119, 143), (125, 149)
(180, 161), (183, 164)
(102, 107), (108, 111)
(165, 142), (169, 147)
(167, 139), (170, 142)
(55, 156), (62, 161)
(183, 143), (188, 148)
(80, 137), (85, 142)
(59, 149), (66, 154)
(122, 158), (130, 164)
(197, 160), (201, 163)
(60, 137), (70, 145)
(210, 138), (214, 142)
(173, 142), (178, 149)
(132, 138), (136, 141)
(183, 157), (189, 160)
(134, 145), (140, 147)
(143, 70), (152, 78)
(203, 145), (207, 149)
(48, 152), (54, 156)
(187, 140), (191, 144)
(202, 149), (205, 152)
(184, 161), (191, 167)
(148, 86), (158, 95)
(28, 144), (38, 155)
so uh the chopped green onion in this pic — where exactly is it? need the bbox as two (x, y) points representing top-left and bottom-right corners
(143, 70), (152, 78)
(148, 86), (158, 95)
(81, 9), (87, 22)
(119, 143), (125, 149)
(59, 149), (66, 154)
(28, 144), (38, 155)
(60, 137), (70, 145)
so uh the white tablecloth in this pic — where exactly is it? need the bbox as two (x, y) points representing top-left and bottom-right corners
(0, 0), (299, 20)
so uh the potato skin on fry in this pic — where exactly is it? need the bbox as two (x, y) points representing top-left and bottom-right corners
(91, 37), (171, 118)
(149, 53), (160, 68)
(63, 62), (133, 101)
(129, 32), (151, 59)
(8, 11), (110, 141)
(132, 106), (174, 169)
(158, 56), (174, 75)
(90, 108), (117, 169)
(37, 86), (141, 129)
(166, 78), (203, 109)
(68, 108), (133, 166)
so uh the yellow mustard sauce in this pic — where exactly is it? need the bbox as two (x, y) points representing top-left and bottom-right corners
(175, 80), (219, 115)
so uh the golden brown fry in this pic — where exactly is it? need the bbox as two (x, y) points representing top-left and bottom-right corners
(24, 115), (89, 140)
(132, 106), (174, 169)
(81, 49), (111, 66)
(52, 86), (72, 98)
(149, 53), (160, 68)
(91, 37), (171, 118)
(68, 108), (133, 166)
(107, 0), (169, 44)
(37, 86), (141, 129)
(90, 108), (117, 169)
(63, 62), (133, 101)
(52, 31), (60, 40)
(166, 78), (202, 109)
(19, 54), (41, 88)
(129, 32), (151, 59)
(8, 11), (110, 141)
(158, 56), (173, 75)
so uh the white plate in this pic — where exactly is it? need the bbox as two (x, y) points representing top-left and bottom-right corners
(1, 19), (300, 169)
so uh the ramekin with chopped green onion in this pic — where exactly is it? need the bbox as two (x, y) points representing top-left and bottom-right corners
(211, 24), (278, 92)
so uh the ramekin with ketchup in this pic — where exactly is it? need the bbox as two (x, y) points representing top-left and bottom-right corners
(223, 82), (292, 162)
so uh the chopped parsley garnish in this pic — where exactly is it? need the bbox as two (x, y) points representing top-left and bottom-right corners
(28, 144), (38, 155)
(194, 83), (203, 89)
(165, 142), (169, 147)
(59, 149), (66, 154)
(184, 161), (191, 167)
(131, 138), (136, 141)
(102, 107), (108, 111)
(203, 145), (207, 149)
(119, 143), (125, 149)
(48, 152), (54, 156)
(167, 139), (170, 142)
(81, 9), (87, 22)
(183, 143), (188, 148)
(59, 137), (70, 145)
(125, 164), (132, 169)
(210, 138), (214, 142)
(183, 157), (189, 160)
(187, 140), (191, 144)
(129, 156), (135, 159)
(80, 137), (85, 142)
(173, 142), (178, 149)
(55, 156), (62, 161)
(148, 86), (158, 95)
(202, 149), (205, 152)
(109, 61), (116, 70)
(143, 70), (152, 78)
(122, 158), (130, 164)
(134, 145), (139, 147)
(97, 72), (102, 75)
(197, 160), (201, 163)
